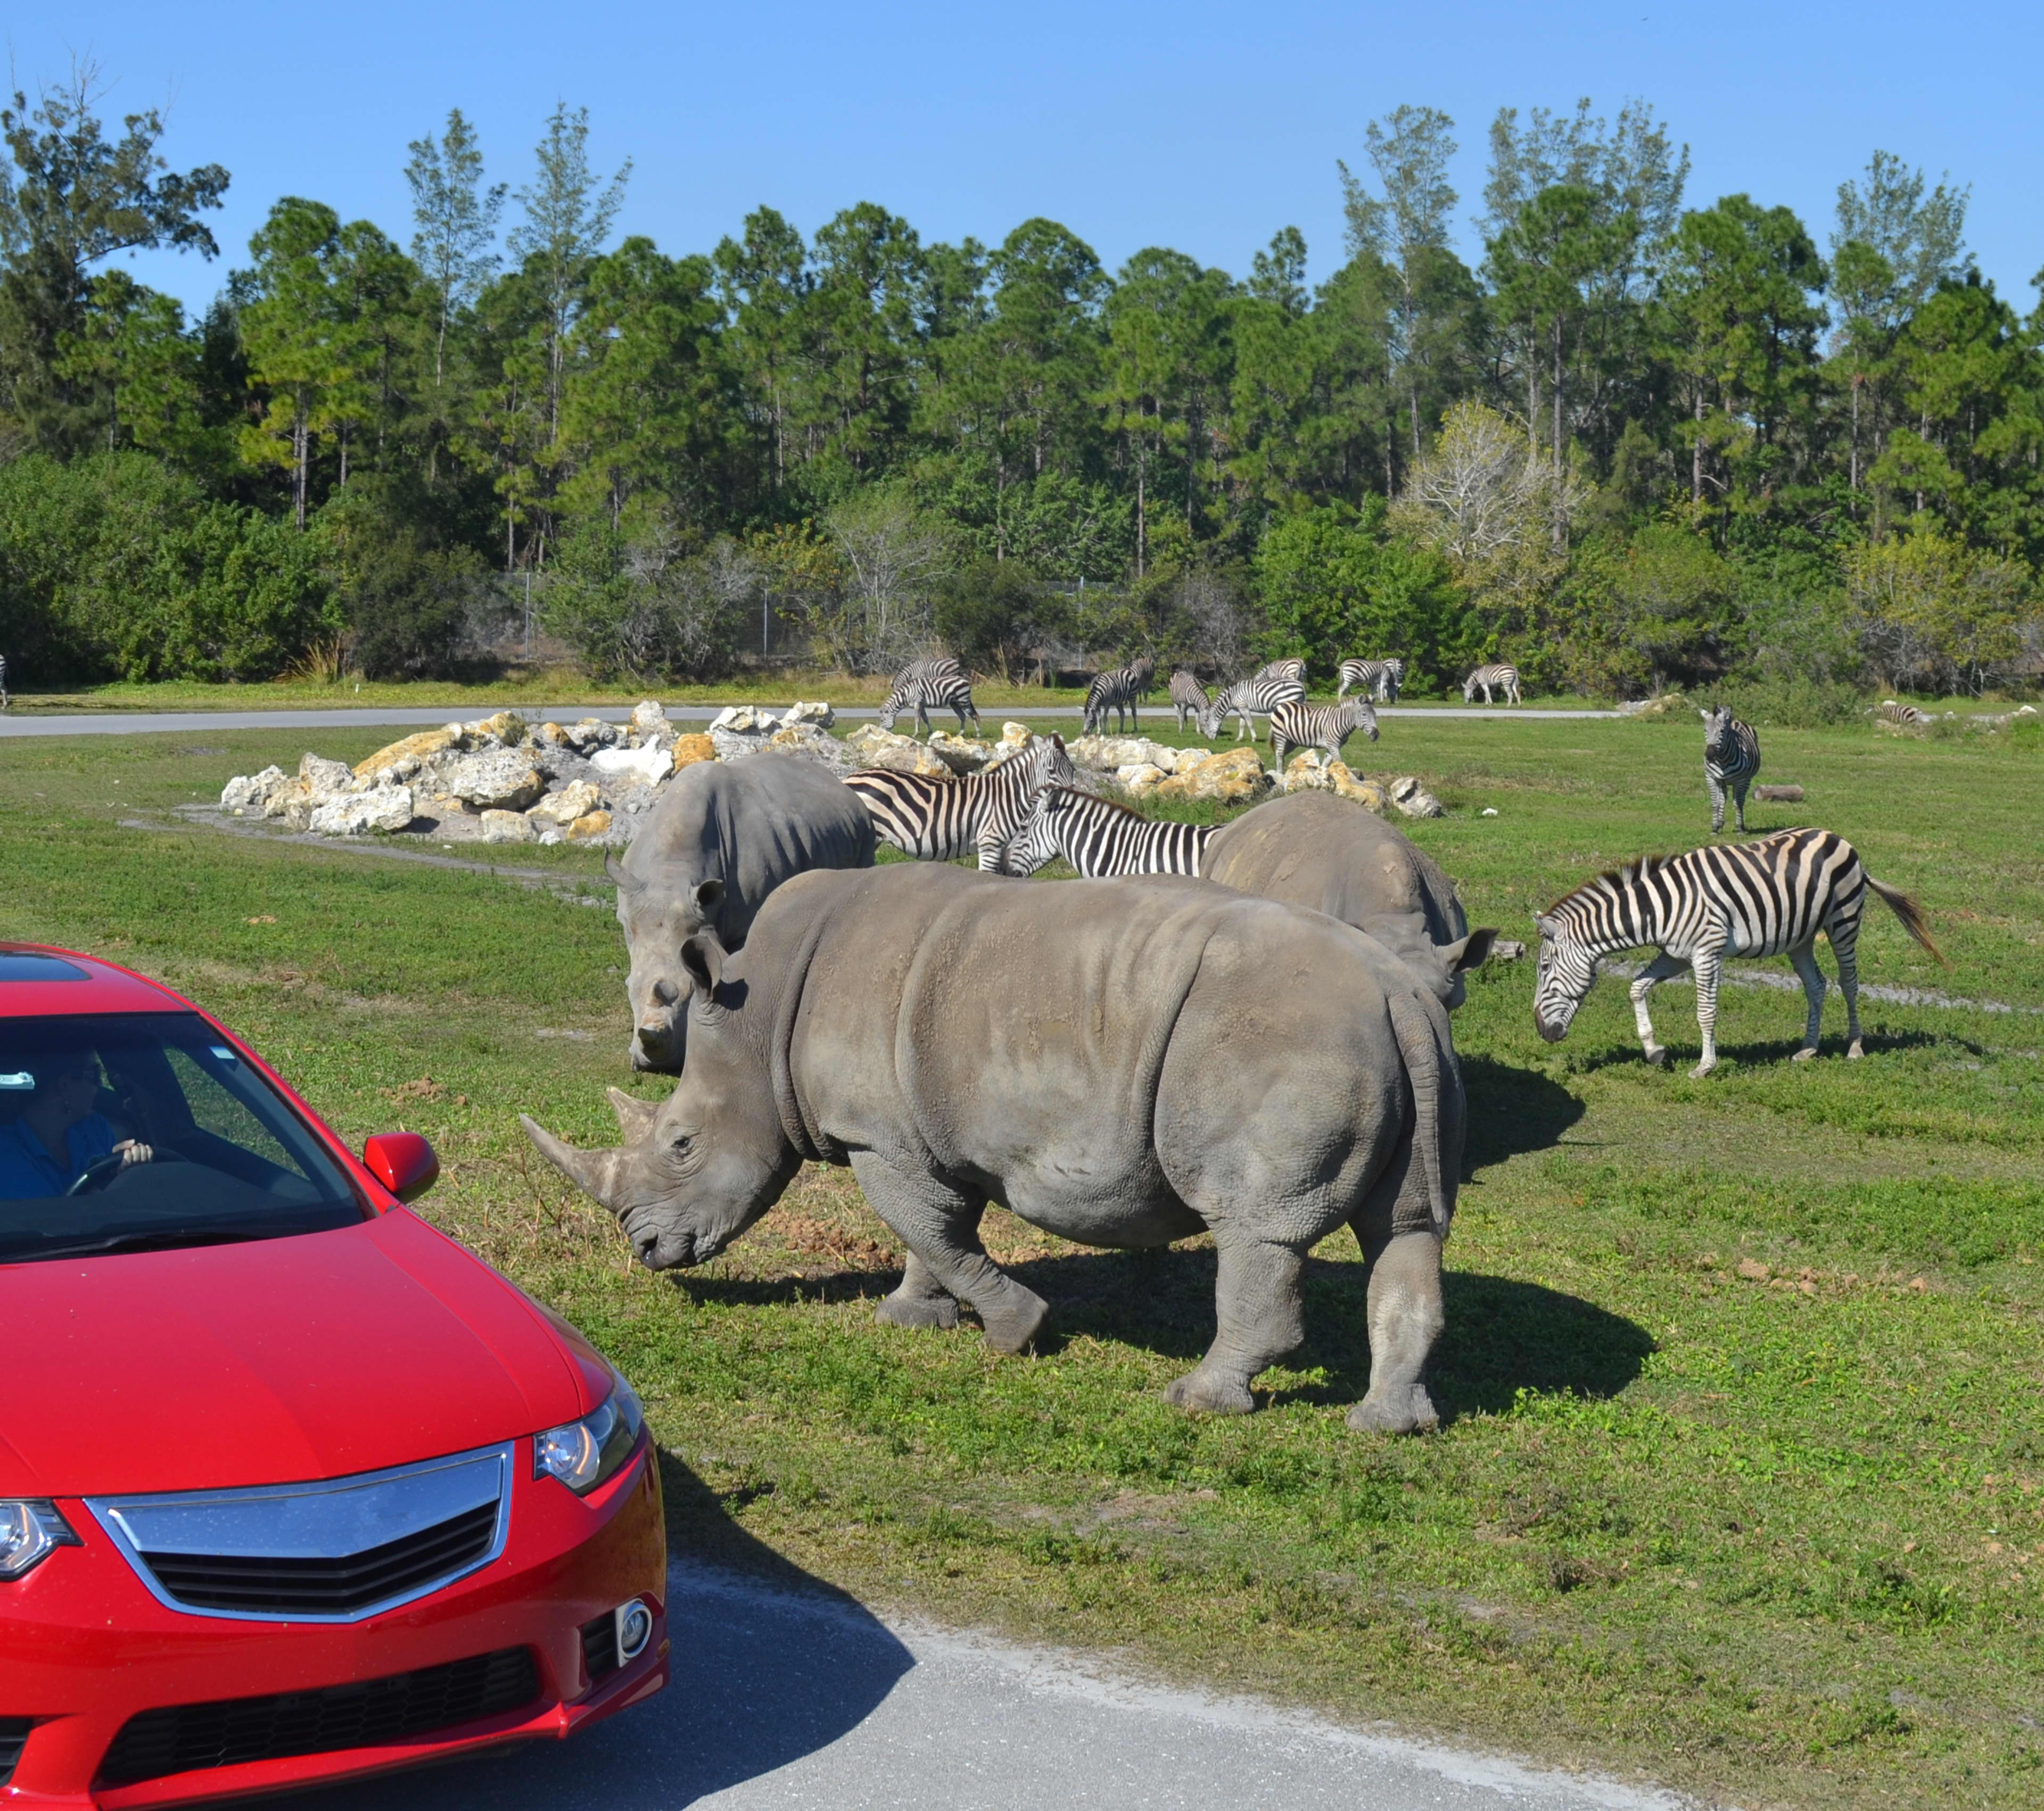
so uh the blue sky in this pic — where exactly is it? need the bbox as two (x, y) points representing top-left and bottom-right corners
(11, 1), (2042, 314)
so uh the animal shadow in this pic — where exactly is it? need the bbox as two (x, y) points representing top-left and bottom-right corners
(1460, 1054), (1585, 1172)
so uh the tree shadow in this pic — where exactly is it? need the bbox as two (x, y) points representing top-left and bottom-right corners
(1459, 1054), (1586, 1174)
(291, 1448), (915, 1811)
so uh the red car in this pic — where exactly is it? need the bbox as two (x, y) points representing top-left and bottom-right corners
(0, 944), (667, 1806)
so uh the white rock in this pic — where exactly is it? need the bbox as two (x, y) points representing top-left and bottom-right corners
(1073, 734), (1180, 774)
(1000, 721), (1034, 749)
(1481, 807), (1498, 817)
(297, 754), (355, 806)
(308, 785), (415, 837)
(481, 808), (538, 843)
(783, 699), (836, 729)
(1116, 762), (1167, 796)
(563, 717), (621, 751)
(710, 705), (780, 735)
(220, 766), (287, 815)
(591, 743), (675, 787)
(528, 779), (605, 825)
(631, 699), (669, 733)
(442, 749), (547, 811)
(1388, 775), (1445, 820)
(927, 731), (993, 774)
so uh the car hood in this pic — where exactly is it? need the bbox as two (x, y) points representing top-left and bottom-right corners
(0, 1210), (605, 1496)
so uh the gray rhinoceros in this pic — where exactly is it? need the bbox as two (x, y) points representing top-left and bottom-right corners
(525, 863), (1464, 1433)
(1201, 791), (1494, 1009)
(611, 756), (875, 1072)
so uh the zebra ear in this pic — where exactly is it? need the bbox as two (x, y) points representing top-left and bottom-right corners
(1533, 913), (1558, 938)
(1698, 707), (1711, 722)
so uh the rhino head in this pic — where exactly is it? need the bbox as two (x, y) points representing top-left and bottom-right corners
(1363, 921), (1497, 1012)
(611, 861), (727, 1072)
(524, 929), (800, 1268)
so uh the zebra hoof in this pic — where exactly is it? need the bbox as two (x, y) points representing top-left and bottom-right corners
(1688, 1060), (1717, 1080)
(1643, 1046), (1668, 1068)
(1792, 1045), (1818, 1063)
(1847, 1039), (1865, 1061)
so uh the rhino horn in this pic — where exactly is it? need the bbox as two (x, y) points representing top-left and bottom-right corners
(606, 1086), (662, 1139)
(521, 1114), (633, 1211)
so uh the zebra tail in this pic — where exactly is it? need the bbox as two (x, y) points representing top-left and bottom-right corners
(1865, 876), (1949, 967)
(1384, 991), (1464, 1243)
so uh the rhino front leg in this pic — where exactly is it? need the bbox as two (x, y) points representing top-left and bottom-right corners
(849, 1152), (1048, 1355)
(1348, 1228), (1445, 1434)
(1164, 1236), (1307, 1416)
(874, 1247), (961, 1332)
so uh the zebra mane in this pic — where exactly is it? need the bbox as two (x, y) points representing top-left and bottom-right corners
(1043, 782), (1138, 819)
(1545, 854), (1672, 917)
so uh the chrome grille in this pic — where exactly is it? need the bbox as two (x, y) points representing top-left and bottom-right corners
(89, 1444), (511, 1623)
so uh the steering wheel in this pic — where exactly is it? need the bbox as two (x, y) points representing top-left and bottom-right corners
(64, 1145), (184, 1197)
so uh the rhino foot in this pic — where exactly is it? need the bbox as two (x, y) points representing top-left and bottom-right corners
(875, 1289), (960, 1332)
(1163, 1368), (1256, 1416)
(978, 1287), (1049, 1356)
(1346, 1385), (1439, 1435)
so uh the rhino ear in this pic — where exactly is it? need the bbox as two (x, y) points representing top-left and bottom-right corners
(606, 1086), (662, 1141)
(1447, 929), (1497, 973)
(693, 877), (725, 917)
(604, 850), (640, 891)
(680, 931), (726, 1000)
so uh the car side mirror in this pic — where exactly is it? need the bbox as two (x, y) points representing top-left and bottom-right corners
(363, 1131), (440, 1203)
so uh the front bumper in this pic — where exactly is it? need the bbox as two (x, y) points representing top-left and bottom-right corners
(0, 1437), (667, 1807)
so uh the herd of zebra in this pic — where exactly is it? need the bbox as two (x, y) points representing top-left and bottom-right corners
(855, 655), (1939, 1077)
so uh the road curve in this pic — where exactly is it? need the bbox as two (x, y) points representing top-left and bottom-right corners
(1, 702), (1619, 738)
(290, 1563), (1683, 1811)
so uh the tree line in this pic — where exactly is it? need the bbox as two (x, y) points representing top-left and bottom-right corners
(1, 68), (2039, 700)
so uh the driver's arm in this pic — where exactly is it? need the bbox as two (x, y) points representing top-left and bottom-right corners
(113, 1139), (154, 1168)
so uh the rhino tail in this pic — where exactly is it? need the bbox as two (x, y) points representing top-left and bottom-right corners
(1385, 990), (1465, 1243)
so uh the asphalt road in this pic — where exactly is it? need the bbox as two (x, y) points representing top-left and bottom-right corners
(293, 1565), (1685, 1811)
(0, 702), (1619, 738)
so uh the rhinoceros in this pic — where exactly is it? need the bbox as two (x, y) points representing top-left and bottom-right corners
(525, 863), (1464, 1433)
(610, 756), (875, 1072)
(1200, 791), (1494, 1009)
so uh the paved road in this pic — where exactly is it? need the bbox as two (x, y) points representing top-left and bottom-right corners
(293, 1565), (1686, 1811)
(0, 703), (1619, 738)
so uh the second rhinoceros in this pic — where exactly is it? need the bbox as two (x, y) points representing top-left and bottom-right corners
(525, 863), (1465, 1433)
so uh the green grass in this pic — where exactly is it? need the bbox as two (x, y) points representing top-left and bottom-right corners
(2, 711), (2040, 1808)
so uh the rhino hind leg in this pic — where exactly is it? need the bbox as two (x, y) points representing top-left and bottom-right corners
(875, 1249), (961, 1332)
(1347, 1228), (1445, 1434)
(1164, 1236), (1308, 1416)
(850, 1152), (1049, 1355)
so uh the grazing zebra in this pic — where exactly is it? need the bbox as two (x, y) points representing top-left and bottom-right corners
(842, 734), (1074, 872)
(1338, 657), (1404, 703)
(879, 658), (982, 737)
(0, 654), (8, 711)
(1531, 826), (1943, 1079)
(998, 783), (1212, 879)
(1877, 699), (1932, 726)
(1198, 675), (1306, 743)
(1700, 704), (1762, 834)
(1254, 658), (1307, 688)
(1270, 698), (1379, 769)
(1083, 656), (1157, 734)
(1462, 663), (1521, 705)
(1168, 668), (1209, 731)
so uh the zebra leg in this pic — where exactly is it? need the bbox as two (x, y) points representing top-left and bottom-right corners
(1708, 773), (1727, 834)
(1831, 914), (1866, 1059)
(1629, 951), (1689, 1067)
(1690, 948), (1724, 1078)
(851, 1151), (1048, 1354)
(874, 1248), (963, 1332)
(1733, 777), (1750, 833)
(1163, 1235), (1307, 1416)
(1786, 941), (1828, 1060)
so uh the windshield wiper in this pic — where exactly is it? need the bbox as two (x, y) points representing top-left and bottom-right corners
(0, 1226), (277, 1262)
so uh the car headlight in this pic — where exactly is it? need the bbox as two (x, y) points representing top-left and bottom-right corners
(0, 1500), (80, 1581)
(533, 1376), (645, 1495)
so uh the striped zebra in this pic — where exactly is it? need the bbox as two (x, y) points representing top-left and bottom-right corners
(842, 734), (1074, 872)
(1083, 657), (1157, 734)
(879, 658), (982, 737)
(1700, 704), (1762, 834)
(1270, 698), (1379, 769)
(1198, 675), (1306, 743)
(0, 654), (8, 711)
(1531, 827), (1943, 1079)
(1877, 699), (1932, 726)
(1253, 658), (1306, 688)
(1462, 663), (1521, 706)
(1338, 657), (1404, 703)
(1168, 668), (1209, 731)
(998, 783), (1212, 879)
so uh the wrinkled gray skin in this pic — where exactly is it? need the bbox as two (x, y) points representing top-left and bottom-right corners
(613, 757), (875, 1072)
(526, 864), (1465, 1433)
(1200, 791), (1495, 1010)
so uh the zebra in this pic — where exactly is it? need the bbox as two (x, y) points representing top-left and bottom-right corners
(1462, 663), (1521, 706)
(1877, 699), (1932, 726)
(1198, 675), (1306, 743)
(1531, 826), (1943, 1079)
(842, 733), (1074, 872)
(879, 658), (982, 737)
(1338, 657), (1404, 704)
(1269, 698), (1379, 770)
(1168, 668), (1209, 731)
(0, 654), (8, 711)
(998, 783), (1212, 879)
(1700, 704), (1762, 834)
(1253, 658), (1306, 688)
(1083, 656), (1157, 735)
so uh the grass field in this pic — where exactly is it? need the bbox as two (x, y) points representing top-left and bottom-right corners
(2, 709), (2039, 1808)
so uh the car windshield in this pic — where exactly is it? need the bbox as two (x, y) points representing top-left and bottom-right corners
(0, 1012), (367, 1263)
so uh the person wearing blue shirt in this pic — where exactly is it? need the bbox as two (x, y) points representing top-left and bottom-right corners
(0, 1051), (153, 1200)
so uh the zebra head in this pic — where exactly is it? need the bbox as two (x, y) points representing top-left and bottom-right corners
(1530, 909), (1598, 1043)
(995, 783), (1071, 878)
(1383, 658), (1405, 701)
(1194, 688), (1233, 741)
(1700, 703), (1733, 751)
(1461, 671), (1478, 702)
(878, 696), (901, 731)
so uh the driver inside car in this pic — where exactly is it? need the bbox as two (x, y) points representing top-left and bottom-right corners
(0, 1050), (153, 1198)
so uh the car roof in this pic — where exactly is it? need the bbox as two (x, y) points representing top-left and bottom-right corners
(0, 942), (191, 1018)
